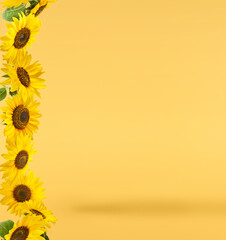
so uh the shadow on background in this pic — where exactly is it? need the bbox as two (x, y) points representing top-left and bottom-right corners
(74, 200), (226, 215)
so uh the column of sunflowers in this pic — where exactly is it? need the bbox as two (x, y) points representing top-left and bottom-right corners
(0, 1), (57, 240)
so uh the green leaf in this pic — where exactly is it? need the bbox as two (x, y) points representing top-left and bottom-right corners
(2, 4), (26, 22)
(0, 220), (14, 238)
(2, 75), (9, 78)
(0, 88), (7, 101)
(41, 232), (50, 240)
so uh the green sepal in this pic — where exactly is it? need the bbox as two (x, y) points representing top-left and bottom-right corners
(0, 220), (14, 239)
(0, 88), (7, 101)
(2, 75), (9, 78)
(41, 232), (50, 240)
(9, 88), (18, 97)
(26, 0), (40, 14)
(2, 4), (26, 22)
(29, 0), (40, 8)
(2, 119), (7, 125)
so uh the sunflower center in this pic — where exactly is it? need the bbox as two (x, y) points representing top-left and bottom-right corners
(17, 68), (30, 87)
(10, 226), (29, 240)
(35, 4), (48, 17)
(15, 151), (29, 169)
(30, 209), (46, 219)
(13, 185), (31, 202)
(14, 28), (31, 49)
(12, 105), (30, 130)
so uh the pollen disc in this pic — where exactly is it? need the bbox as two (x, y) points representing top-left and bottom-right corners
(12, 105), (30, 130)
(15, 151), (29, 169)
(35, 4), (48, 16)
(17, 67), (30, 87)
(30, 209), (46, 219)
(14, 28), (31, 49)
(10, 226), (29, 240)
(13, 185), (31, 202)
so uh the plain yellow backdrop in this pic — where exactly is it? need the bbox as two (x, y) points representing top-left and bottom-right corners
(1, 0), (226, 239)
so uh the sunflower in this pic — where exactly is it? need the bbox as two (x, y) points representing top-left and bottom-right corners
(1, 135), (37, 181)
(1, 52), (45, 101)
(0, 93), (41, 140)
(0, 171), (45, 216)
(30, 0), (56, 17)
(4, 215), (45, 240)
(19, 200), (57, 228)
(2, 0), (29, 8)
(1, 13), (41, 63)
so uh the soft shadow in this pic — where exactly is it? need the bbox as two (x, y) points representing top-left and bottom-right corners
(74, 200), (226, 215)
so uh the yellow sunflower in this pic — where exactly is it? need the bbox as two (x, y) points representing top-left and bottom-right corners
(31, 0), (56, 17)
(2, 0), (29, 8)
(0, 171), (45, 216)
(1, 52), (45, 101)
(4, 215), (45, 240)
(1, 135), (37, 181)
(1, 12), (41, 63)
(0, 93), (41, 140)
(20, 200), (57, 228)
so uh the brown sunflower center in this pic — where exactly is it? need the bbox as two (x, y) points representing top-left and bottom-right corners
(35, 4), (48, 17)
(10, 226), (29, 240)
(15, 151), (29, 169)
(14, 28), (31, 49)
(17, 68), (30, 87)
(13, 185), (31, 202)
(30, 209), (46, 219)
(12, 105), (30, 130)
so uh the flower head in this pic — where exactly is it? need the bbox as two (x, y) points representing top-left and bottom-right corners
(2, 52), (45, 101)
(4, 215), (45, 240)
(31, 0), (56, 17)
(1, 13), (41, 63)
(20, 200), (57, 228)
(0, 171), (45, 216)
(0, 93), (41, 140)
(1, 135), (37, 181)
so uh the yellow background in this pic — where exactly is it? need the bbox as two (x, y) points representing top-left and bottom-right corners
(1, 0), (226, 239)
